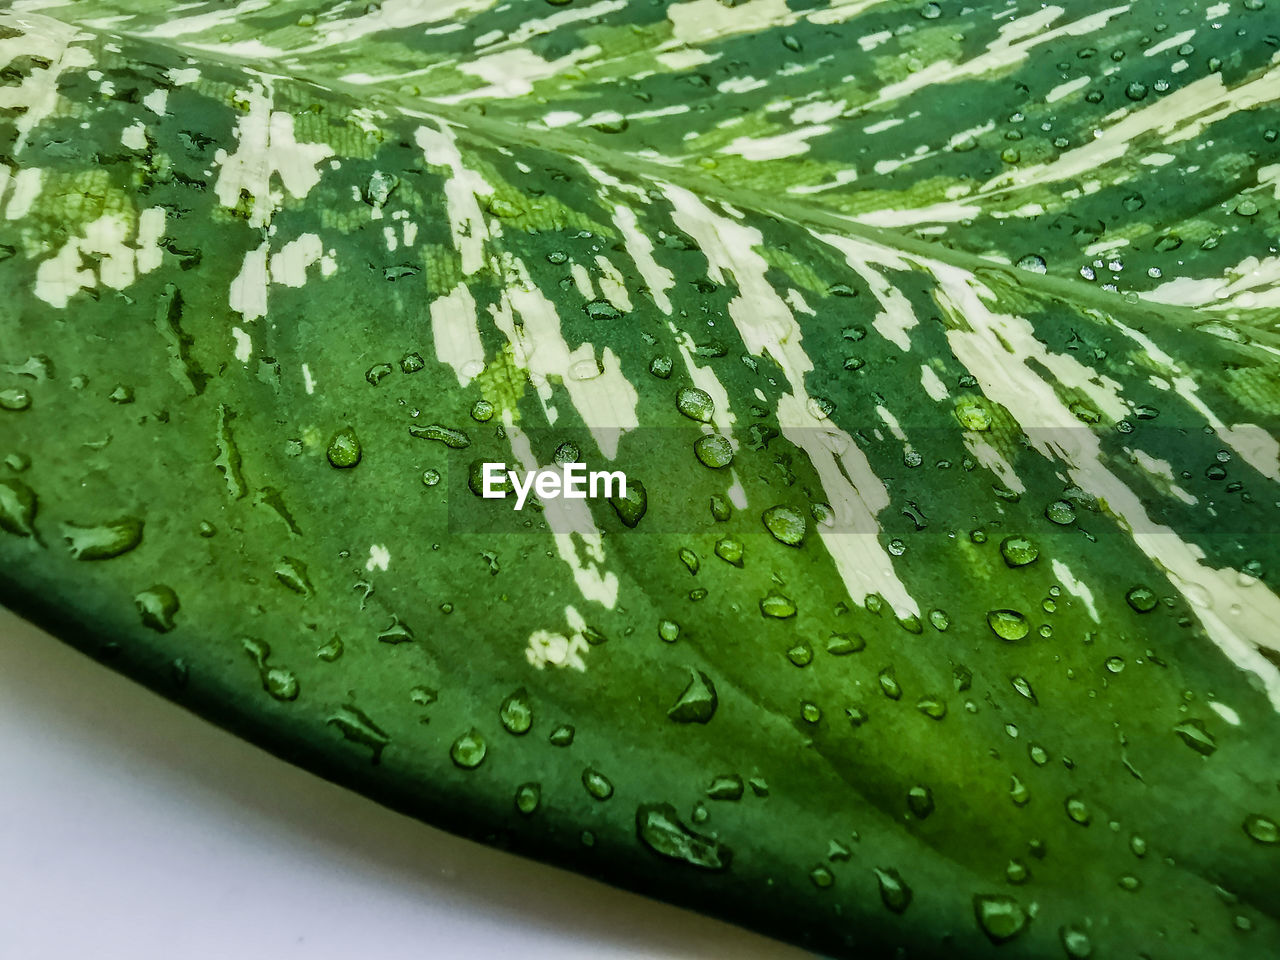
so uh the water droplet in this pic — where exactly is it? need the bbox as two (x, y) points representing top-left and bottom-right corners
(422, 468), (441, 486)
(500, 688), (533, 734)
(810, 865), (834, 888)
(787, 643), (813, 667)
(658, 619), (680, 642)
(317, 635), (344, 661)
(1125, 80), (1148, 101)
(1010, 775), (1030, 806)
(327, 704), (390, 763)
(636, 802), (730, 870)
(974, 894), (1028, 943)
(929, 608), (952, 631)
(668, 669), (718, 723)
(676, 386), (714, 422)
(707, 774), (744, 800)
(920, 1), (942, 18)
(714, 536), (744, 567)
(879, 667), (902, 700)
(365, 362), (393, 386)
(1045, 499), (1076, 524)
(1011, 675), (1037, 704)
(1173, 718), (1216, 755)
(0, 387), (32, 411)
(450, 729), (487, 768)
(762, 505), (806, 546)
(274, 556), (313, 596)
(1105, 656), (1125, 673)
(400, 352), (424, 373)
(515, 782), (541, 815)
(1016, 254), (1047, 274)
(549, 723), (575, 746)
(0, 478), (38, 537)
(875, 868), (912, 913)
(916, 696), (947, 719)
(1243, 814), (1279, 845)
(1125, 585), (1157, 612)
(694, 434), (733, 468)
(826, 633), (865, 654)
(327, 427), (362, 467)
(134, 585), (179, 632)
(1006, 859), (1029, 884)
(908, 785), (934, 818)
(1066, 796), (1092, 825)
(649, 355), (673, 379)
(988, 609), (1030, 641)
(760, 590), (797, 619)
(582, 767), (614, 800)
(610, 478), (647, 527)
(470, 399), (495, 422)
(409, 423), (470, 448)
(1000, 536), (1039, 567)
(1060, 924), (1093, 958)
(62, 517), (144, 560)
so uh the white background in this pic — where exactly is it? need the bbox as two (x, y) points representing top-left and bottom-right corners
(0, 606), (808, 960)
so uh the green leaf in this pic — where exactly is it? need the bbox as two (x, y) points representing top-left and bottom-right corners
(2, 1), (1279, 956)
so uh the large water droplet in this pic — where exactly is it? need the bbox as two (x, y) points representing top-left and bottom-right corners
(327, 427), (362, 468)
(1000, 536), (1039, 567)
(875, 868), (912, 913)
(450, 729), (487, 768)
(988, 609), (1030, 641)
(500, 688), (533, 734)
(974, 894), (1028, 943)
(62, 517), (144, 560)
(668, 669), (718, 723)
(0, 478), (38, 537)
(134, 585), (179, 632)
(762, 505), (806, 546)
(694, 434), (733, 468)
(676, 386), (714, 423)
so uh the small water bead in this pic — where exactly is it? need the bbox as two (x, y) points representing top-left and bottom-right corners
(399, 352), (424, 373)
(1006, 859), (1029, 884)
(515, 782), (541, 815)
(649, 355), (673, 379)
(1105, 656), (1125, 673)
(1011, 676), (1037, 704)
(916, 696), (947, 720)
(1129, 835), (1147, 857)
(676, 386), (714, 422)
(549, 724), (575, 746)
(582, 767), (614, 800)
(1125, 80), (1148, 100)
(470, 399), (495, 422)
(500, 688), (533, 734)
(800, 702), (822, 723)
(1174, 718), (1217, 755)
(762, 505), (806, 546)
(810, 865), (835, 889)
(658, 619), (681, 642)
(694, 434), (734, 468)
(1016, 254), (1047, 274)
(846, 706), (869, 727)
(928, 609), (952, 631)
(422, 468), (441, 486)
(451, 729), (487, 769)
(988, 609), (1030, 641)
(610, 479), (647, 527)
(710, 494), (732, 521)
